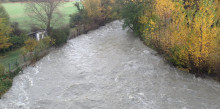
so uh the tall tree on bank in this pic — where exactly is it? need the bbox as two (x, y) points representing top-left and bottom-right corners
(0, 19), (12, 52)
(25, 0), (63, 34)
(0, 5), (9, 24)
(82, 0), (115, 25)
(0, 4), (11, 52)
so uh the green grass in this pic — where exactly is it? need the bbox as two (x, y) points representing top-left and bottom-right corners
(0, 48), (22, 71)
(2, 2), (78, 30)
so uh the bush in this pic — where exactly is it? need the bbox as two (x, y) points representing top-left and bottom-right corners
(51, 27), (69, 46)
(24, 39), (38, 52)
(0, 67), (21, 98)
(9, 67), (21, 79)
(34, 37), (54, 53)
(10, 22), (26, 36)
(69, 11), (91, 28)
(0, 82), (7, 96)
(1, 79), (12, 87)
(69, 2), (91, 28)
(9, 35), (28, 50)
(0, 79), (12, 97)
(0, 64), (5, 76)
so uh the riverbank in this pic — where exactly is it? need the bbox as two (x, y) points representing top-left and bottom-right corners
(0, 47), (54, 97)
(140, 37), (220, 82)
(0, 20), (109, 98)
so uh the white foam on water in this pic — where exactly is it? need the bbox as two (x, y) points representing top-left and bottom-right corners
(0, 21), (220, 109)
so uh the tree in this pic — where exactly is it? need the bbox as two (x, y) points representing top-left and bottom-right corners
(25, 0), (63, 35)
(0, 4), (11, 51)
(188, 0), (219, 73)
(168, 0), (190, 67)
(0, 18), (12, 51)
(120, 0), (154, 37)
(0, 4), (9, 24)
(82, 0), (115, 25)
(69, 2), (90, 27)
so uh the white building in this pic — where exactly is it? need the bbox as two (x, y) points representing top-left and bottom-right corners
(28, 30), (47, 41)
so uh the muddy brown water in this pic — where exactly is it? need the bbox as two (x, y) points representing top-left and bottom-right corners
(0, 21), (220, 109)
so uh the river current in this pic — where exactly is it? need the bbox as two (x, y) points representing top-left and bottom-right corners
(0, 21), (220, 109)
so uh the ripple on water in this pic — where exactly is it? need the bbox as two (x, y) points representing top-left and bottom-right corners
(0, 20), (220, 109)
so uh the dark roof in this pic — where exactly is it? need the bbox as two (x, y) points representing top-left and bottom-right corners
(27, 30), (46, 36)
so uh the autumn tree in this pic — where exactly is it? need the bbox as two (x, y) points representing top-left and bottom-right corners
(0, 4), (11, 51)
(25, 0), (63, 34)
(166, 0), (190, 67)
(24, 39), (38, 52)
(188, 0), (219, 73)
(82, 0), (115, 25)
(0, 5), (9, 24)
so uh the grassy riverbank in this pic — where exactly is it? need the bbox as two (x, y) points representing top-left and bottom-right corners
(0, 49), (21, 69)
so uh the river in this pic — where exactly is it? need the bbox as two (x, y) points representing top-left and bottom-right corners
(0, 21), (220, 109)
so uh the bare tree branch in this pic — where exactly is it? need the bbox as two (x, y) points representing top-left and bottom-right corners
(25, 0), (64, 34)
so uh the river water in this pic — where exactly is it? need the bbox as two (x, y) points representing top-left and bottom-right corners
(0, 21), (220, 109)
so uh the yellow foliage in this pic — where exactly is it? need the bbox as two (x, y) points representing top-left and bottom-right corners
(188, 0), (219, 69)
(155, 0), (174, 21)
(139, 0), (219, 73)
(0, 18), (12, 50)
(82, 0), (115, 22)
(82, 0), (102, 19)
(24, 39), (38, 52)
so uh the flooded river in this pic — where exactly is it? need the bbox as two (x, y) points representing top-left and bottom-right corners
(0, 21), (220, 109)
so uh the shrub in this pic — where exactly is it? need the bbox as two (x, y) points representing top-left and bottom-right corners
(51, 27), (70, 46)
(24, 39), (38, 52)
(34, 36), (54, 53)
(69, 2), (91, 28)
(0, 79), (12, 97)
(9, 67), (21, 79)
(70, 12), (91, 28)
(9, 35), (28, 50)
(0, 64), (5, 76)
(10, 22), (26, 36)
(1, 79), (12, 87)
(0, 82), (7, 96)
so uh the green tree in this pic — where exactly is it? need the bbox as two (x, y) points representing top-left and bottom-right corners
(120, 0), (154, 37)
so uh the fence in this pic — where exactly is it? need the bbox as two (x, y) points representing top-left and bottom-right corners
(1, 54), (33, 73)
(1, 48), (51, 73)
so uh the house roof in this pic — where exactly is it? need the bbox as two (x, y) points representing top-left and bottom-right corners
(27, 30), (46, 36)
